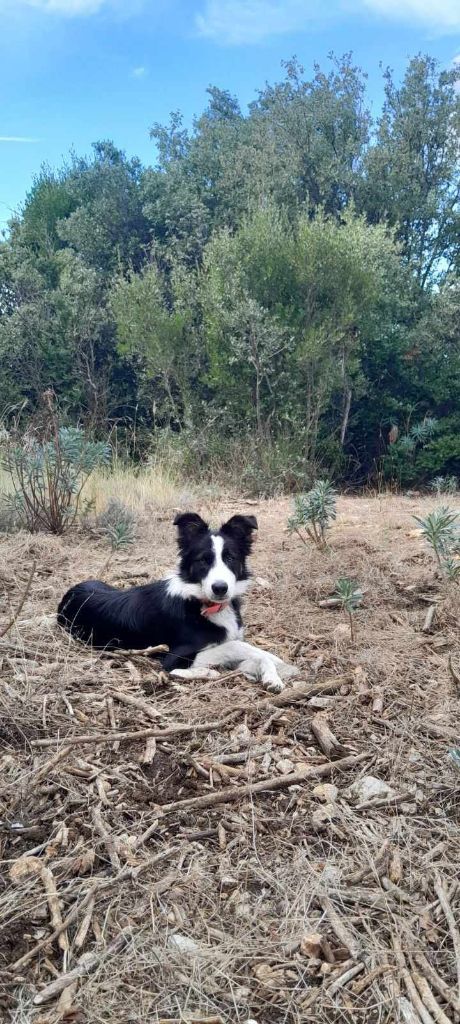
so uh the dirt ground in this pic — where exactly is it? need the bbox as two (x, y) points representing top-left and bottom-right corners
(0, 493), (459, 1024)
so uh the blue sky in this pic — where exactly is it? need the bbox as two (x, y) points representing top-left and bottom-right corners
(1, 0), (459, 225)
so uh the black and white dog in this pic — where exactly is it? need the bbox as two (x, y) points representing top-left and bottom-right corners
(57, 512), (295, 692)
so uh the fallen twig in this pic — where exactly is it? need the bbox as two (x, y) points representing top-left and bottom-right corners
(33, 926), (132, 1005)
(30, 712), (240, 748)
(412, 971), (452, 1024)
(411, 951), (460, 1016)
(352, 963), (395, 994)
(448, 655), (460, 693)
(92, 804), (121, 872)
(101, 644), (168, 658)
(344, 838), (390, 884)
(110, 688), (163, 721)
(40, 864), (69, 954)
(28, 744), (73, 789)
(158, 751), (369, 815)
(0, 560), (36, 638)
(327, 961), (365, 996)
(398, 996), (424, 1024)
(319, 895), (363, 961)
(31, 682), (345, 748)
(434, 873), (460, 999)
(73, 894), (95, 951)
(8, 881), (104, 974)
(310, 712), (351, 759)
(422, 606), (437, 633)
(393, 933), (436, 1024)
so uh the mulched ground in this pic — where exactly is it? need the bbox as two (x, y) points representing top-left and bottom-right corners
(0, 494), (459, 1024)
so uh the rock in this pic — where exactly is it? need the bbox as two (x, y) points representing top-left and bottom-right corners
(388, 850), (402, 884)
(220, 875), (238, 891)
(299, 931), (323, 958)
(168, 933), (199, 954)
(311, 803), (338, 829)
(276, 758), (295, 775)
(309, 696), (338, 709)
(255, 576), (272, 590)
(312, 782), (338, 804)
(351, 775), (396, 803)
(9, 855), (42, 883)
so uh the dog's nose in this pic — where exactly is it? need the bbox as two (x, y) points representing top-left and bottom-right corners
(212, 581), (228, 599)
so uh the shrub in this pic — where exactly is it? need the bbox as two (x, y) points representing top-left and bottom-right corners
(430, 475), (458, 495)
(288, 480), (337, 550)
(96, 499), (136, 551)
(334, 578), (363, 641)
(0, 398), (110, 534)
(414, 506), (460, 580)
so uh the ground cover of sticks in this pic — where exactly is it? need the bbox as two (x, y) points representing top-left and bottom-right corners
(0, 494), (459, 1024)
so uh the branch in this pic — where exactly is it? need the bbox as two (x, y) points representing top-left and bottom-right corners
(0, 560), (36, 638)
(158, 751), (369, 816)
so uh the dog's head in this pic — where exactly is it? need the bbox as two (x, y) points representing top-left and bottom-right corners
(172, 512), (258, 604)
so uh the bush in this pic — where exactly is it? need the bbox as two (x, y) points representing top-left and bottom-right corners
(430, 475), (458, 495)
(288, 480), (337, 550)
(0, 398), (110, 534)
(96, 499), (136, 551)
(414, 506), (460, 581)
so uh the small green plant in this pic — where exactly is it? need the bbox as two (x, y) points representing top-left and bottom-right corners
(430, 475), (458, 496)
(448, 748), (460, 770)
(334, 578), (363, 641)
(413, 506), (460, 576)
(288, 480), (337, 551)
(96, 499), (136, 551)
(0, 395), (110, 534)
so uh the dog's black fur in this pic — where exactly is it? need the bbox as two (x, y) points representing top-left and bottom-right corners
(57, 512), (257, 673)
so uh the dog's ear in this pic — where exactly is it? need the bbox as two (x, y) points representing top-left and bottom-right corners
(221, 514), (258, 554)
(173, 512), (209, 549)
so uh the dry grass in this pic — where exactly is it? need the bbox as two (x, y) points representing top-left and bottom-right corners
(0, 459), (192, 517)
(1, 492), (459, 1024)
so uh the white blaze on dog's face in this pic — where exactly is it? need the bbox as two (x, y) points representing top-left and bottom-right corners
(167, 512), (258, 604)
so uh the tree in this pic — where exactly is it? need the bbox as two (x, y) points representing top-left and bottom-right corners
(111, 259), (202, 429)
(362, 55), (460, 287)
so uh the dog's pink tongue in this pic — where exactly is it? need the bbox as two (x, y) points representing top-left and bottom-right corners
(201, 602), (225, 618)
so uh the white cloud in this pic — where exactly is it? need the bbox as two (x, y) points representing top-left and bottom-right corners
(0, 135), (41, 142)
(0, 0), (137, 14)
(195, 0), (460, 43)
(132, 65), (147, 77)
(195, 1), (319, 45)
(21, 0), (106, 11)
(360, 0), (460, 32)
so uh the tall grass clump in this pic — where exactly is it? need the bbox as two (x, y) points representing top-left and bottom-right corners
(288, 480), (337, 551)
(0, 394), (110, 534)
(414, 506), (460, 581)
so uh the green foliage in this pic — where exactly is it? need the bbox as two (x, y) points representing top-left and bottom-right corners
(1, 409), (110, 534)
(334, 578), (363, 640)
(413, 506), (460, 577)
(96, 498), (136, 551)
(0, 53), (459, 491)
(361, 55), (460, 286)
(449, 748), (460, 769)
(288, 480), (337, 550)
(430, 476), (458, 496)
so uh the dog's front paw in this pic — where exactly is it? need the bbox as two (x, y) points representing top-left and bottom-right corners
(170, 667), (220, 680)
(265, 676), (285, 694)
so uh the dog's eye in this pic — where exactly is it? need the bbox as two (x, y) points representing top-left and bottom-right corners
(195, 559), (209, 573)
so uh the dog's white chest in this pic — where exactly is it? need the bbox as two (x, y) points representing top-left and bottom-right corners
(210, 604), (242, 641)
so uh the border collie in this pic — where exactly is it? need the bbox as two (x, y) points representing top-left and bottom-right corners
(57, 512), (296, 692)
